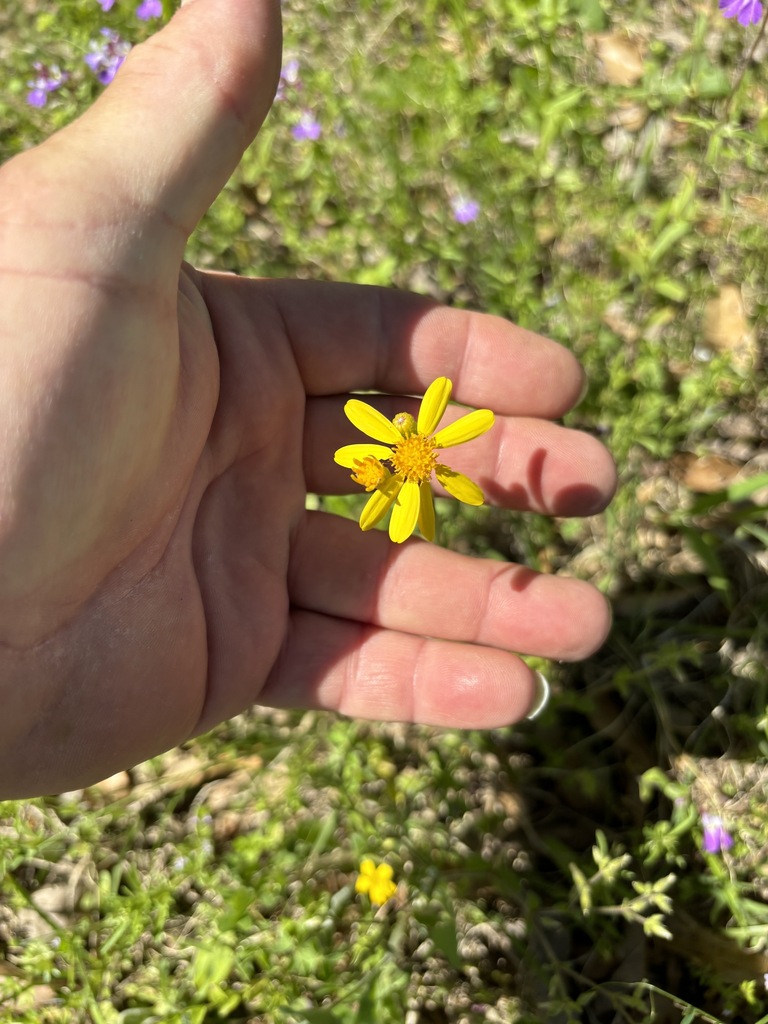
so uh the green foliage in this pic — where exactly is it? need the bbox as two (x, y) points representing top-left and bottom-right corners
(2, 0), (768, 1021)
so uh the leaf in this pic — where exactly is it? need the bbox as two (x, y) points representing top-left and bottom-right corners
(569, 863), (592, 915)
(728, 473), (768, 502)
(430, 917), (463, 971)
(353, 256), (398, 286)
(643, 914), (673, 941)
(218, 887), (255, 931)
(638, 766), (688, 803)
(543, 88), (586, 118)
(654, 277), (688, 302)
(355, 976), (378, 1023)
(648, 221), (691, 266)
(289, 1010), (342, 1024)
(569, 0), (606, 31)
(191, 944), (236, 994)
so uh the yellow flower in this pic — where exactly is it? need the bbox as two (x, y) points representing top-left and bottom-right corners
(355, 858), (397, 906)
(334, 377), (494, 543)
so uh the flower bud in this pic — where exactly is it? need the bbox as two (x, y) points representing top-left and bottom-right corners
(392, 412), (417, 437)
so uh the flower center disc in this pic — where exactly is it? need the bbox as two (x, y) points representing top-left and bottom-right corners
(352, 457), (387, 491)
(391, 435), (438, 484)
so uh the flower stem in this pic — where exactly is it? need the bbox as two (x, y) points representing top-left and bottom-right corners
(723, 5), (768, 119)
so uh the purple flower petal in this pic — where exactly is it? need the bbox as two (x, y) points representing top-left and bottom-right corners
(98, 61), (124, 85)
(85, 29), (131, 85)
(136, 0), (162, 21)
(292, 112), (321, 141)
(451, 196), (480, 224)
(720, 0), (763, 22)
(276, 59), (301, 101)
(25, 63), (68, 106)
(701, 813), (734, 854)
(26, 88), (48, 107)
(739, 0), (763, 24)
(282, 58), (300, 84)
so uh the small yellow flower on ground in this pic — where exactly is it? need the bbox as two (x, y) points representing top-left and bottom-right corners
(355, 858), (397, 906)
(334, 377), (495, 543)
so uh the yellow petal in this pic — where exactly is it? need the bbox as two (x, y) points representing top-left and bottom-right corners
(359, 476), (402, 531)
(334, 443), (393, 468)
(432, 409), (495, 448)
(389, 479), (420, 543)
(345, 399), (402, 444)
(417, 377), (452, 436)
(418, 481), (435, 542)
(370, 879), (397, 905)
(435, 465), (485, 506)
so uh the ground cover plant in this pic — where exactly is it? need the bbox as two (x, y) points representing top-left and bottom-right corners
(1, 0), (767, 1021)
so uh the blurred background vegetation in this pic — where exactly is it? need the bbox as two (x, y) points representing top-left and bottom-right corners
(1, 0), (767, 1021)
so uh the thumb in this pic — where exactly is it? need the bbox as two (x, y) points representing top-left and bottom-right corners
(63, 0), (282, 243)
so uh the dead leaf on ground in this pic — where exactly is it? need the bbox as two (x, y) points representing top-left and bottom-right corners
(734, 192), (768, 225)
(90, 770), (132, 802)
(607, 102), (649, 132)
(125, 753), (263, 814)
(0, 982), (59, 1015)
(703, 284), (759, 372)
(672, 452), (742, 493)
(603, 299), (640, 342)
(669, 910), (768, 983)
(595, 34), (645, 86)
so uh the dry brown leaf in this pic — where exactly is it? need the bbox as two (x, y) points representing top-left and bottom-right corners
(734, 192), (768, 225)
(607, 102), (649, 132)
(670, 910), (768, 983)
(595, 34), (645, 86)
(90, 770), (131, 801)
(673, 452), (742, 493)
(125, 753), (263, 814)
(703, 284), (759, 372)
(603, 299), (640, 342)
(0, 982), (59, 1015)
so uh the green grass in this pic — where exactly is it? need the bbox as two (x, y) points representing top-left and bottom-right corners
(1, 0), (768, 1021)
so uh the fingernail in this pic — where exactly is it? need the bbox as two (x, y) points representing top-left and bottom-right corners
(526, 671), (550, 720)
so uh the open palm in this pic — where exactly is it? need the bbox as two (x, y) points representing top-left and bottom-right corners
(0, 0), (615, 798)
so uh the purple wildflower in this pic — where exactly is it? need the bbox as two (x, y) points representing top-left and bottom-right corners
(99, 0), (116, 11)
(26, 62), (68, 107)
(136, 0), (162, 20)
(719, 0), (763, 25)
(292, 111), (321, 141)
(85, 28), (131, 86)
(451, 195), (480, 224)
(701, 813), (734, 854)
(276, 57), (300, 100)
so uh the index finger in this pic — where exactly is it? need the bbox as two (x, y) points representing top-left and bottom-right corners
(262, 279), (585, 419)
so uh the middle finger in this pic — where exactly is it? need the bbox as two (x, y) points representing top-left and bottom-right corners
(303, 394), (615, 517)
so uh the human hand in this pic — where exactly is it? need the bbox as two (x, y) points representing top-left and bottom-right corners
(0, 0), (615, 798)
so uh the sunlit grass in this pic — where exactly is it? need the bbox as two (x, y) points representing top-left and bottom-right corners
(1, 1), (767, 1021)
